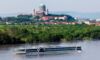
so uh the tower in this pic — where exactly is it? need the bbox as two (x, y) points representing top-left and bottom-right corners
(39, 4), (46, 12)
(46, 9), (49, 15)
(39, 4), (47, 16)
(33, 9), (36, 16)
(33, 4), (49, 17)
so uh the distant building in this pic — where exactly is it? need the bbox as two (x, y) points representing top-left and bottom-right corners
(96, 21), (100, 26)
(33, 4), (48, 17)
(40, 14), (67, 20)
(33, 4), (73, 21)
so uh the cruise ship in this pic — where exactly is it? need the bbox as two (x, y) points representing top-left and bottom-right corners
(16, 45), (82, 55)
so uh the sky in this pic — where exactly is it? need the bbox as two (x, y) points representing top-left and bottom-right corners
(0, 0), (100, 14)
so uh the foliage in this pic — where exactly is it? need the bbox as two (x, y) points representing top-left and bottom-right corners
(0, 24), (100, 44)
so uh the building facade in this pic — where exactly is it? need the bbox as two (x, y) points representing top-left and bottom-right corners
(33, 4), (68, 21)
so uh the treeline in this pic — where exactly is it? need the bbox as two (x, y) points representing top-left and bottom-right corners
(0, 14), (76, 25)
(0, 14), (33, 24)
(0, 24), (100, 44)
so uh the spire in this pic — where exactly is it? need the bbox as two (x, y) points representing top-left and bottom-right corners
(33, 9), (36, 16)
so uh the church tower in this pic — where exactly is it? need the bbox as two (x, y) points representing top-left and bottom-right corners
(33, 4), (49, 17)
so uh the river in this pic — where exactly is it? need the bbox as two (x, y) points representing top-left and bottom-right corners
(0, 40), (100, 60)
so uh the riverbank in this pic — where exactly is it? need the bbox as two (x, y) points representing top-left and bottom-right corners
(0, 24), (100, 44)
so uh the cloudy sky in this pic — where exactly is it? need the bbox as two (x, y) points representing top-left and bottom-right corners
(0, 0), (100, 14)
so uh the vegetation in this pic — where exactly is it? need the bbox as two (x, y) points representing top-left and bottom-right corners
(0, 14), (76, 25)
(0, 24), (100, 44)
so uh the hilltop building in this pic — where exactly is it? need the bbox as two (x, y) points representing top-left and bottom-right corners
(33, 4), (75, 21)
(33, 4), (48, 17)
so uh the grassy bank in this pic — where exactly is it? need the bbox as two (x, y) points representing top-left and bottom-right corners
(0, 24), (100, 44)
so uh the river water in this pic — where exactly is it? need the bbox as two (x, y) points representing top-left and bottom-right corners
(0, 41), (100, 60)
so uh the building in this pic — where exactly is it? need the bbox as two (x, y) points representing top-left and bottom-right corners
(96, 21), (100, 26)
(33, 4), (48, 17)
(33, 4), (72, 21)
(40, 14), (67, 20)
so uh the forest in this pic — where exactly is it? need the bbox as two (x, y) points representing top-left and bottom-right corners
(0, 24), (100, 44)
